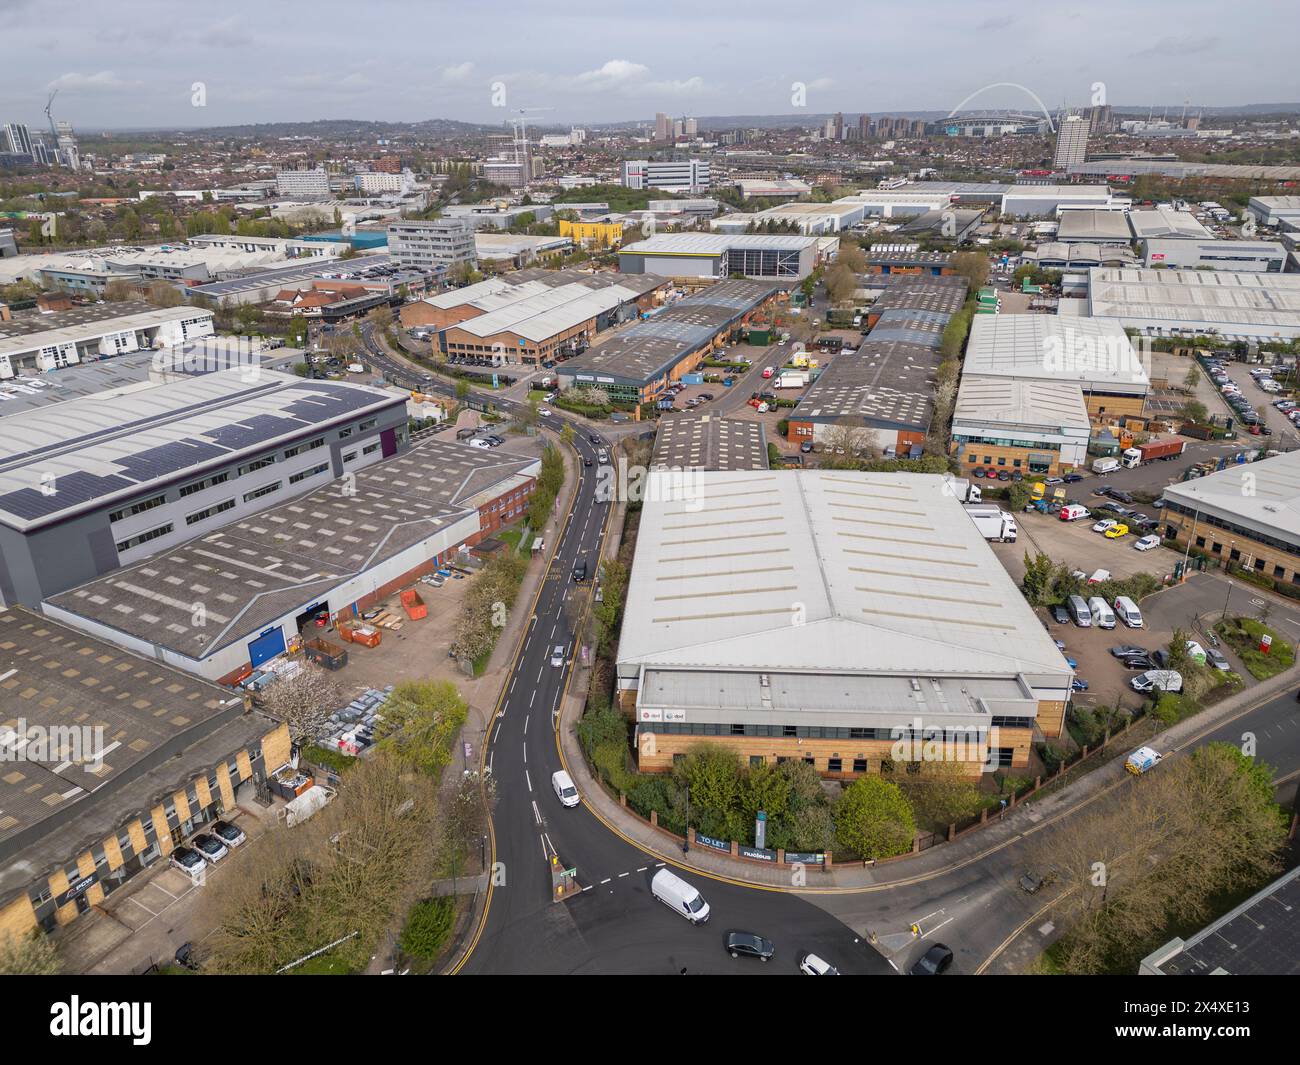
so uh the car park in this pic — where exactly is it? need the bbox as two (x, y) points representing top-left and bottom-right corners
(211, 820), (246, 848)
(726, 931), (775, 961)
(192, 833), (228, 864)
(170, 846), (205, 876)
(910, 943), (954, 975)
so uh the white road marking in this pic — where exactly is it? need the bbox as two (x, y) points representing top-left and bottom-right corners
(525, 769), (532, 793)
(600, 878), (611, 885)
(529, 690), (536, 708)
(617, 872), (629, 878)
(524, 715), (530, 734)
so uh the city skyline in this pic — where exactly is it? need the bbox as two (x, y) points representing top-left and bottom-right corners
(1, 0), (1297, 130)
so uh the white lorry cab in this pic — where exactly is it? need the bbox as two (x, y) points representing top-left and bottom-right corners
(650, 868), (710, 924)
(1091, 456), (1120, 475)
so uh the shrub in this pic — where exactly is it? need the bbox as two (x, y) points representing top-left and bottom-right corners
(399, 897), (456, 959)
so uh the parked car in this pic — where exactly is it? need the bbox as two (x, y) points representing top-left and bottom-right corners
(1092, 519), (1118, 534)
(1120, 654), (1157, 671)
(1072, 678), (1089, 691)
(210, 820), (246, 848)
(1131, 669), (1183, 694)
(1104, 523), (1129, 539)
(1086, 569), (1111, 584)
(1205, 647), (1231, 671)
(1049, 604), (1070, 624)
(1019, 869), (1056, 894)
(191, 833), (228, 864)
(1135, 535), (1161, 551)
(800, 441), (813, 454)
(1110, 644), (1146, 658)
(726, 931), (775, 961)
(1062, 473), (1083, 483)
(910, 943), (954, 975)
(170, 846), (205, 875)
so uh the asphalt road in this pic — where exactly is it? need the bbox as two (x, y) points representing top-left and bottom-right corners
(355, 317), (1297, 976)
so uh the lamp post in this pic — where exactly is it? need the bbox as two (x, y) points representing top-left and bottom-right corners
(1222, 579), (1234, 621)
(682, 785), (691, 854)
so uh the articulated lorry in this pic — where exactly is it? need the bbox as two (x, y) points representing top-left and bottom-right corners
(1121, 438), (1186, 468)
(943, 476), (983, 504)
(966, 504), (1017, 543)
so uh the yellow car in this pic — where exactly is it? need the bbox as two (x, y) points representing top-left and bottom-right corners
(1104, 523), (1129, 539)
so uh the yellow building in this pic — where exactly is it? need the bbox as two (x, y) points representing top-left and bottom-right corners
(559, 218), (625, 248)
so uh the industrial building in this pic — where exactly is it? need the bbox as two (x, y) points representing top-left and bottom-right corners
(861, 246), (956, 276)
(863, 275), (969, 343)
(558, 280), (778, 404)
(183, 253), (412, 307)
(1128, 206), (1213, 242)
(557, 219), (626, 247)
(651, 415), (769, 471)
(731, 201), (866, 234)
(473, 232), (573, 268)
(1141, 237), (1287, 272)
(895, 208), (985, 244)
(0, 605), (291, 939)
(1054, 209), (1134, 244)
(1140, 865), (1300, 976)
(951, 376), (1092, 477)
(962, 314), (1149, 422)
(618, 470), (1072, 778)
(617, 233), (819, 281)
(442, 203), (555, 230)
(1160, 449), (1300, 590)
(785, 341), (940, 454)
(0, 369), (408, 608)
(0, 301), (215, 378)
(44, 438), (541, 683)
(1084, 267), (1300, 340)
(1247, 196), (1300, 229)
(1029, 242), (1138, 270)
(1000, 184), (1119, 217)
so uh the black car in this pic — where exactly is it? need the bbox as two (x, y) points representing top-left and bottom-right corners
(1120, 654), (1157, 671)
(588, 434), (601, 444)
(583, 457), (593, 467)
(1049, 604), (1070, 624)
(1107, 489), (1134, 504)
(910, 943), (954, 975)
(1063, 473), (1083, 483)
(1110, 644), (1146, 658)
(725, 931), (775, 961)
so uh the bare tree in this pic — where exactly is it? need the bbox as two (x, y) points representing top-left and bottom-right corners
(0, 930), (60, 975)
(256, 665), (345, 744)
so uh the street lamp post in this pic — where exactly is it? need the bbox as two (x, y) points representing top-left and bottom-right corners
(682, 785), (690, 854)
(1222, 579), (1234, 621)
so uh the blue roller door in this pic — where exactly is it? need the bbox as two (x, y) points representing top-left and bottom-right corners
(248, 626), (286, 668)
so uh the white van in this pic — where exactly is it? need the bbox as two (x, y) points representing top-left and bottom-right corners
(1067, 594), (1092, 627)
(1058, 504), (1090, 522)
(650, 868), (710, 924)
(551, 770), (580, 808)
(467, 438), (491, 450)
(1087, 596), (1115, 629)
(1113, 595), (1143, 628)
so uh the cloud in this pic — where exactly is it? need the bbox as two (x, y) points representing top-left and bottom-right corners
(1132, 34), (1216, 58)
(976, 14), (1014, 31)
(576, 59), (651, 85)
(205, 17), (252, 49)
(441, 62), (475, 84)
(46, 70), (142, 93)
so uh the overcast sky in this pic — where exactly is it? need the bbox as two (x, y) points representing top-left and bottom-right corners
(2, 0), (1295, 132)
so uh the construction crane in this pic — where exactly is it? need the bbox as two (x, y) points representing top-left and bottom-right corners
(44, 90), (58, 143)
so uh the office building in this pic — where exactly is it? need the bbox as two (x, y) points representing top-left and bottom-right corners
(655, 113), (671, 142)
(1053, 114), (1089, 169)
(386, 218), (476, 272)
(2, 123), (33, 157)
(618, 470), (1072, 778)
(952, 376), (1092, 477)
(1142, 237), (1287, 272)
(274, 168), (332, 199)
(622, 159), (711, 193)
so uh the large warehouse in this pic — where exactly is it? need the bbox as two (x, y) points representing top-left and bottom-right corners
(1084, 267), (1300, 340)
(0, 369), (407, 607)
(400, 269), (668, 366)
(618, 470), (1073, 779)
(0, 301), (215, 378)
(558, 280), (778, 404)
(951, 376), (1092, 477)
(43, 438), (541, 683)
(617, 233), (819, 281)
(0, 605), (289, 939)
(1161, 449), (1300, 590)
(785, 341), (940, 455)
(962, 314), (1149, 422)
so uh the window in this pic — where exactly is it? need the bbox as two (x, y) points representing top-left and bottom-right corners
(749, 755), (765, 768)
(343, 451), (357, 463)
(362, 442), (380, 455)
(852, 758), (868, 773)
(782, 724), (797, 738)
(359, 418), (377, 431)
(115, 523), (173, 552)
(289, 463), (329, 485)
(108, 494), (166, 524)
(1274, 565), (1286, 579)
(338, 427), (353, 439)
(238, 456), (274, 476)
(184, 498), (235, 525)
(179, 472), (230, 497)
(243, 481), (281, 503)
(827, 757), (842, 773)
(283, 437), (324, 459)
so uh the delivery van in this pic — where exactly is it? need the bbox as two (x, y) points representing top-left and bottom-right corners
(1067, 594), (1092, 627)
(551, 770), (580, 808)
(1087, 596), (1115, 629)
(650, 868), (710, 924)
(1113, 595), (1143, 628)
(1058, 504), (1090, 522)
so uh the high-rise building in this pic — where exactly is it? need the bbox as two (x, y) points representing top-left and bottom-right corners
(1086, 105), (1112, 135)
(1053, 114), (1089, 169)
(386, 218), (476, 272)
(833, 112), (845, 141)
(684, 117), (697, 139)
(655, 112), (670, 142)
(55, 120), (80, 170)
(858, 114), (872, 140)
(3, 123), (34, 157)
(275, 167), (332, 199)
(483, 157), (529, 189)
(373, 155), (402, 174)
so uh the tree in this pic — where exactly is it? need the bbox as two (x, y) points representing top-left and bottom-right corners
(102, 278), (136, 302)
(899, 761), (985, 830)
(257, 664), (344, 744)
(145, 281), (184, 308)
(950, 251), (990, 291)
(1183, 365), (1201, 391)
(0, 929), (60, 975)
(675, 745), (745, 840)
(370, 305), (393, 333)
(378, 679), (469, 774)
(834, 775), (915, 859)
(1179, 398), (1208, 425)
